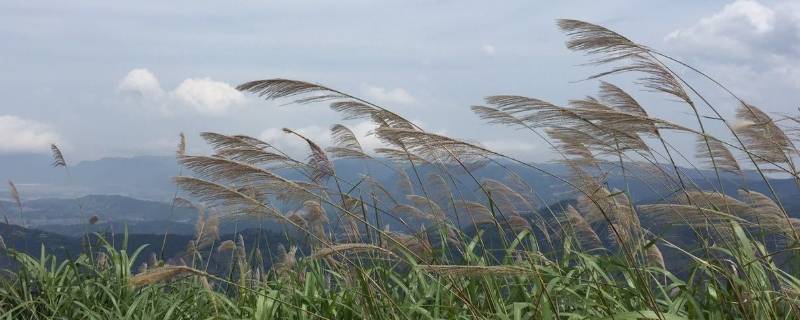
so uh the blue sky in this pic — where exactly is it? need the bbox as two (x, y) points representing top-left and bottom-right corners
(1, 0), (798, 162)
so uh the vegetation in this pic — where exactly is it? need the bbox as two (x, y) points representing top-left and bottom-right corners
(2, 19), (800, 319)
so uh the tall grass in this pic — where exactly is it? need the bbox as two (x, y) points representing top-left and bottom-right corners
(2, 19), (800, 319)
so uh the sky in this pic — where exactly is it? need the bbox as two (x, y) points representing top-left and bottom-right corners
(1, 0), (799, 163)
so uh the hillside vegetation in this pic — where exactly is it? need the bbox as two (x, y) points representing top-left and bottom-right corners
(2, 19), (800, 319)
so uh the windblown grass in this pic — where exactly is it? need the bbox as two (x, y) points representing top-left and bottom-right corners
(2, 19), (800, 319)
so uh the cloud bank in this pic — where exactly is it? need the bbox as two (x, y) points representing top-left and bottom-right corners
(0, 115), (60, 153)
(665, 0), (800, 93)
(118, 68), (246, 116)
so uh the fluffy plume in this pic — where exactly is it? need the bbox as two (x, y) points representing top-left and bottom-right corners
(455, 200), (496, 227)
(735, 103), (794, 166)
(302, 200), (329, 241)
(177, 132), (186, 156)
(393, 204), (433, 221)
(481, 178), (535, 214)
(506, 215), (532, 234)
(418, 264), (534, 277)
(201, 132), (295, 167)
(302, 200), (329, 225)
(674, 191), (751, 217)
(7, 181), (21, 212)
(738, 189), (784, 219)
(545, 127), (598, 166)
(590, 56), (693, 109)
(470, 105), (528, 128)
(557, 19), (646, 64)
(129, 265), (206, 288)
(381, 229), (433, 260)
(50, 144), (67, 167)
(237, 79), (346, 104)
(637, 204), (747, 229)
(426, 172), (452, 204)
(406, 194), (445, 221)
(561, 205), (604, 251)
(396, 169), (414, 196)
(374, 148), (430, 165)
(326, 124), (370, 160)
(597, 81), (648, 117)
(310, 243), (393, 260)
(645, 244), (665, 269)
(696, 136), (740, 173)
(375, 127), (490, 168)
(216, 240), (235, 252)
(272, 244), (298, 274)
(283, 128), (335, 183)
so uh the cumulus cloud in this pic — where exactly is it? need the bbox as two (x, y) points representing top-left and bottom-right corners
(665, 0), (800, 62)
(0, 115), (61, 153)
(482, 44), (496, 56)
(173, 78), (246, 115)
(361, 84), (415, 105)
(118, 68), (164, 99)
(117, 68), (246, 116)
(663, 0), (800, 101)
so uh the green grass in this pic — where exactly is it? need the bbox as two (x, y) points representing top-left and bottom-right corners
(0, 224), (798, 319)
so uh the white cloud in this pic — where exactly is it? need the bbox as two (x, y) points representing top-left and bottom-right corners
(118, 68), (164, 99)
(117, 68), (246, 116)
(665, 0), (798, 61)
(173, 78), (246, 115)
(361, 84), (415, 105)
(663, 0), (800, 101)
(482, 44), (496, 56)
(0, 115), (61, 153)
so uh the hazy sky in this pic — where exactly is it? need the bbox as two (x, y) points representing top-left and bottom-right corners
(2, 0), (799, 162)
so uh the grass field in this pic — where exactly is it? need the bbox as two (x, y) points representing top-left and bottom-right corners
(2, 19), (800, 319)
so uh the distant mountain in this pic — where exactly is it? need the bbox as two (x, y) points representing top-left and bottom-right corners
(1, 154), (798, 233)
(0, 194), (195, 227)
(0, 154), (179, 201)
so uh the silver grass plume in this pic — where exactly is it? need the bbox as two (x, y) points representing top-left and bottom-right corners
(738, 189), (784, 219)
(597, 81), (649, 117)
(283, 128), (335, 183)
(645, 244), (665, 269)
(557, 19), (646, 64)
(177, 132), (186, 156)
(201, 132), (295, 168)
(273, 244), (297, 274)
(326, 124), (371, 160)
(735, 103), (794, 166)
(406, 194), (445, 221)
(695, 136), (740, 174)
(673, 191), (751, 218)
(426, 172), (451, 198)
(8, 181), (21, 214)
(561, 205), (604, 251)
(216, 240), (235, 252)
(395, 169), (414, 196)
(236, 79), (347, 104)
(374, 148), (431, 165)
(392, 204), (433, 221)
(50, 144), (67, 167)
